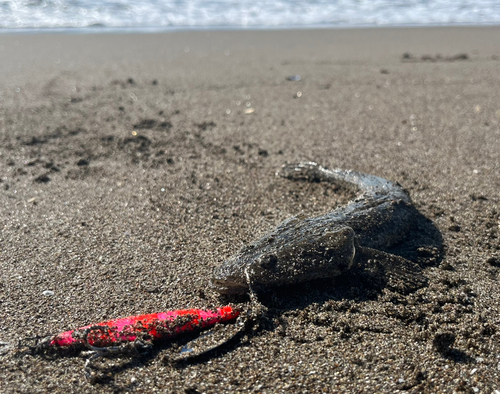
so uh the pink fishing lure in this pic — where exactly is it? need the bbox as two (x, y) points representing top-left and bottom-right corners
(49, 306), (240, 348)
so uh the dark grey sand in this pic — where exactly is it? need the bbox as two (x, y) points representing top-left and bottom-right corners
(1, 27), (500, 393)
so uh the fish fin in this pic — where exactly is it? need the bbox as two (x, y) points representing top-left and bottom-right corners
(356, 247), (427, 294)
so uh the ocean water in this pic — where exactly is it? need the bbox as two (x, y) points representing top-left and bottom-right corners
(1, 0), (499, 32)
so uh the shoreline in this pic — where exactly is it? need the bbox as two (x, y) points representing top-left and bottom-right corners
(1, 22), (500, 36)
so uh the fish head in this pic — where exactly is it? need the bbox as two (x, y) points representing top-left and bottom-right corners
(211, 220), (356, 295)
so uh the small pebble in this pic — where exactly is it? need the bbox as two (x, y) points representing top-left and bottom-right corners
(42, 290), (54, 296)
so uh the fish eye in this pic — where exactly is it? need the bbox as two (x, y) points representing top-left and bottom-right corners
(260, 254), (278, 270)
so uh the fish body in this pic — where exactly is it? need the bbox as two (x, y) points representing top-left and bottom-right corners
(211, 162), (422, 295)
(49, 306), (240, 348)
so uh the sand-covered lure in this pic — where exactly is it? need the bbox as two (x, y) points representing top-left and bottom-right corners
(46, 306), (240, 349)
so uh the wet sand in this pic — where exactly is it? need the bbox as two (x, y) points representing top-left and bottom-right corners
(1, 26), (500, 393)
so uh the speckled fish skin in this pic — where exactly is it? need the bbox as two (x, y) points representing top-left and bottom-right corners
(211, 162), (419, 295)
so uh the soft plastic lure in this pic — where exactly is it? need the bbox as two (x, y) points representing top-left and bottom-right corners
(47, 306), (240, 349)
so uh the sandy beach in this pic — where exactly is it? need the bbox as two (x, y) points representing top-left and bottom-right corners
(1, 26), (500, 393)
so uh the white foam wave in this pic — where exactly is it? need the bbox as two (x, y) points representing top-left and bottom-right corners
(1, 0), (499, 31)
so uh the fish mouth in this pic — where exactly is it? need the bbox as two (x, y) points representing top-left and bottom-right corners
(210, 278), (249, 295)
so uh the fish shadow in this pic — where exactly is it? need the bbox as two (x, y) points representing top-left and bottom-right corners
(385, 208), (444, 269)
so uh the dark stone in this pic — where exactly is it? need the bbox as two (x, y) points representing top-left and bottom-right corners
(432, 332), (455, 354)
(486, 256), (500, 267)
(34, 174), (51, 183)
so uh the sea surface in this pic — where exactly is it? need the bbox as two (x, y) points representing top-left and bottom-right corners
(1, 0), (499, 33)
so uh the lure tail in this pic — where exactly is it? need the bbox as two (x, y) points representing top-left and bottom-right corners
(48, 306), (240, 349)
